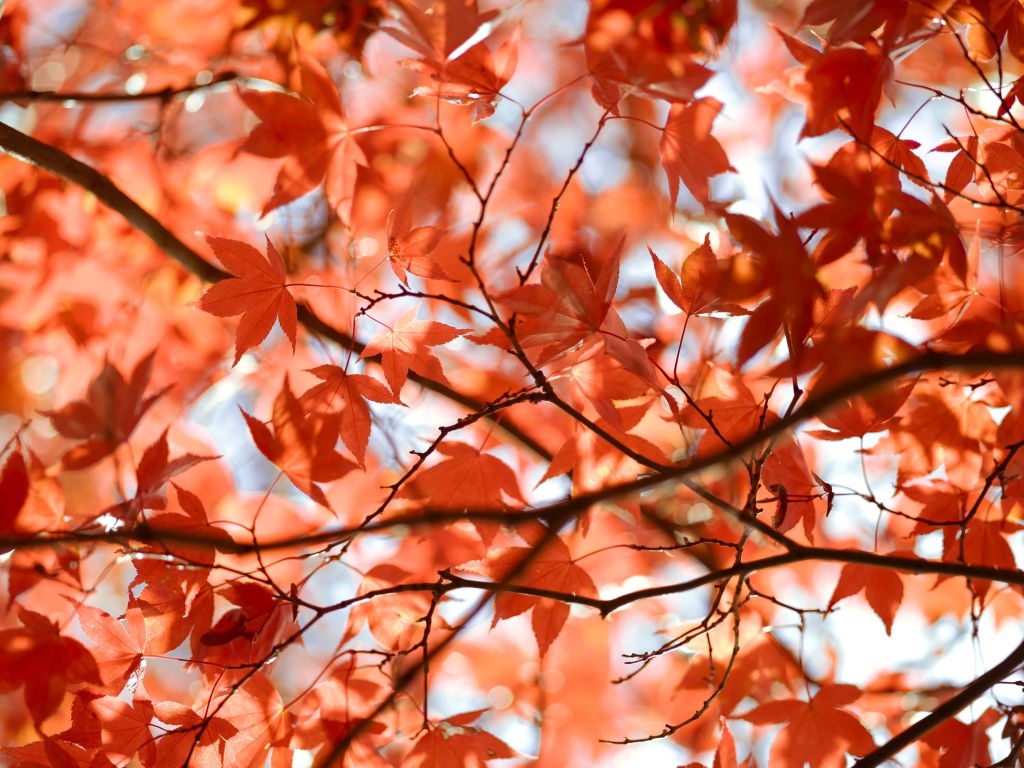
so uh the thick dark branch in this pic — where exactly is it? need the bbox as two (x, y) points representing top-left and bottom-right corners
(0, 71), (241, 104)
(853, 636), (1024, 768)
(0, 120), (551, 460)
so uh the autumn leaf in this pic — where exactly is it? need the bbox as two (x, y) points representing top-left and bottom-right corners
(738, 684), (875, 768)
(681, 719), (746, 768)
(660, 97), (734, 208)
(84, 696), (155, 766)
(584, 0), (720, 108)
(403, 710), (518, 768)
(828, 562), (905, 634)
(649, 235), (719, 316)
(500, 247), (619, 367)
(360, 308), (466, 396)
(242, 376), (356, 508)
(0, 449), (28, 534)
(382, 1), (520, 120)
(725, 205), (822, 365)
(0, 607), (101, 725)
(347, 564), (435, 651)
(199, 235), (297, 365)
(238, 47), (366, 220)
(44, 352), (168, 470)
(776, 29), (891, 139)
(401, 441), (524, 542)
(301, 365), (402, 466)
(75, 598), (146, 694)
(919, 709), (1000, 768)
(484, 535), (598, 656)
(386, 193), (453, 283)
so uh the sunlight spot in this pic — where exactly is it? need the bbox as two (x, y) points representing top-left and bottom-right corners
(125, 73), (147, 95)
(487, 685), (514, 709)
(21, 355), (57, 394)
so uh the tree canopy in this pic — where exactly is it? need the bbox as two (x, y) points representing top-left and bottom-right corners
(1, 0), (1024, 766)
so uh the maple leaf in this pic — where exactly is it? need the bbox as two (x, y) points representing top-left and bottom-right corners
(0, 607), (101, 726)
(386, 193), (453, 283)
(738, 684), (875, 768)
(681, 719), (746, 768)
(484, 535), (598, 656)
(776, 29), (891, 139)
(83, 696), (155, 767)
(660, 98), (734, 209)
(145, 702), (238, 767)
(725, 206), (823, 365)
(213, 674), (294, 768)
(347, 564), (435, 650)
(828, 561), (905, 634)
(238, 47), (366, 220)
(501, 246), (637, 369)
(44, 352), (168, 470)
(649, 235), (720, 316)
(242, 376), (356, 508)
(199, 235), (297, 365)
(402, 710), (518, 768)
(402, 441), (525, 542)
(931, 134), (980, 201)
(382, 1), (520, 121)
(99, 430), (214, 524)
(0, 449), (28, 534)
(76, 598), (146, 694)
(301, 365), (403, 466)
(919, 709), (1000, 768)
(360, 308), (466, 396)
(136, 484), (236, 570)
(584, 0), (722, 109)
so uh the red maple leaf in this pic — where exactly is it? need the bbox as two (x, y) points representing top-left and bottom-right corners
(402, 710), (518, 768)
(386, 193), (453, 283)
(360, 309), (466, 396)
(738, 684), (875, 768)
(484, 535), (598, 656)
(828, 561), (905, 634)
(0, 607), (101, 726)
(382, 1), (520, 121)
(0, 449), (28, 534)
(238, 47), (366, 220)
(660, 97), (734, 208)
(75, 597), (146, 695)
(242, 376), (356, 508)
(301, 365), (402, 466)
(402, 441), (524, 543)
(500, 247), (620, 367)
(199, 235), (297, 365)
(649, 235), (720, 316)
(44, 352), (168, 470)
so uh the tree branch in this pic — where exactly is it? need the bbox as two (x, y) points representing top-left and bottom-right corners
(853, 636), (1024, 768)
(0, 120), (551, 460)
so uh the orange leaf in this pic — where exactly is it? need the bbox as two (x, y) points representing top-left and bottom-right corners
(242, 377), (356, 508)
(660, 97), (734, 208)
(302, 365), (402, 466)
(486, 536), (597, 656)
(402, 710), (518, 768)
(360, 309), (466, 396)
(200, 236), (297, 366)
(738, 684), (874, 768)
(828, 562), (905, 634)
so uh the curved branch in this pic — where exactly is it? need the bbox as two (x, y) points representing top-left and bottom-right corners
(0, 71), (242, 104)
(853, 636), (1024, 768)
(0, 120), (551, 459)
